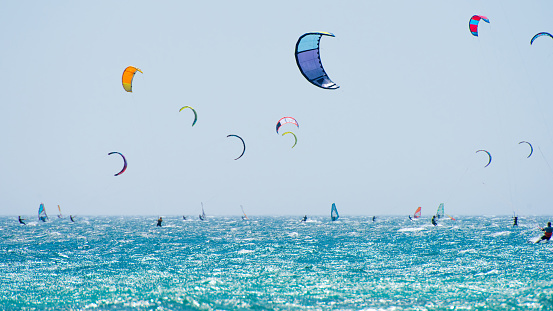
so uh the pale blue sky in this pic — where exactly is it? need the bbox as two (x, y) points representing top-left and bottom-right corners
(1, 1), (553, 216)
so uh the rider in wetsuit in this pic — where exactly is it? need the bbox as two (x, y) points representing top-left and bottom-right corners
(512, 216), (518, 226)
(301, 215), (307, 222)
(157, 217), (163, 227)
(431, 215), (437, 226)
(18, 216), (26, 225)
(536, 222), (552, 243)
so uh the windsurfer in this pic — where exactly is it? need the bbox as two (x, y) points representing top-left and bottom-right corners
(157, 217), (163, 227)
(372, 216), (376, 222)
(536, 222), (552, 243)
(301, 215), (307, 222)
(513, 216), (518, 226)
(409, 215), (412, 221)
(431, 215), (437, 226)
(18, 216), (26, 225)
(183, 216), (186, 220)
(70, 215), (75, 222)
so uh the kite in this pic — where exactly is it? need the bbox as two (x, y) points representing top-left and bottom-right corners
(227, 135), (245, 160)
(282, 132), (297, 148)
(476, 149), (492, 167)
(469, 15), (490, 37)
(179, 106), (198, 126)
(108, 152), (127, 176)
(295, 32), (339, 89)
(530, 32), (553, 45)
(276, 117), (299, 134)
(518, 141), (533, 158)
(122, 66), (143, 92)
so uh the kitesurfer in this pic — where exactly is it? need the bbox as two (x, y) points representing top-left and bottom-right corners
(431, 215), (437, 226)
(18, 216), (26, 225)
(157, 217), (163, 227)
(70, 215), (75, 222)
(513, 216), (518, 226)
(183, 216), (186, 220)
(301, 215), (307, 222)
(372, 216), (376, 222)
(409, 215), (412, 221)
(536, 222), (552, 243)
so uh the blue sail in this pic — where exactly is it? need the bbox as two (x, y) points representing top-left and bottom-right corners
(331, 203), (339, 221)
(38, 203), (48, 222)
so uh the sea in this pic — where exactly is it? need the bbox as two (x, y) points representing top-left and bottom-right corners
(1, 215), (552, 310)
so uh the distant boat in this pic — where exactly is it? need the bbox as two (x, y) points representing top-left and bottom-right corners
(414, 206), (421, 219)
(436, 203), (444, 219)
(331, 203), (339, 221)
(57, 205), (63, 218)
(38, 203), (48, 222)
(241, 205), (249, 220)
(199, 202), (206, 221)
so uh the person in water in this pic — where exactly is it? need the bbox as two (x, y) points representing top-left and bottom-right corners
(157, 217), (163, 227)
(408, 215), (412, 221)
(536, 222), (552, 243)
(18, 216), (26, 225)
(183, 216), (186, 220)
(301, 215), (307, 222)
(431, 215), (437, 226)
(372, 216), (376, 222)
(70, 215), (75, 222)
(512, 216), (518, 226)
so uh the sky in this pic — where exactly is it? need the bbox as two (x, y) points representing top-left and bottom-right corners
(1, 1), (553, 217)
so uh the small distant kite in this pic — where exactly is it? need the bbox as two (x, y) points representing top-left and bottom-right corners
(518, 141), (533, 158)
(276, 117), (299, 134)
(282, 132), (297, 148)
(227, 135), (245, 160)
(530, 32), (553, 45)
(469, 15), (490, 37)
(476, 149), (492, 167)
(295, 32), (339, 89)
(122, 66), (143, 92)
(108, 152), (127, 176)
(179, 106), (198, 126)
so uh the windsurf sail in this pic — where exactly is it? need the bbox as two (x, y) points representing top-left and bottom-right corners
(38, 203), (48, 222)
(241, 205), (249, 220)
(57, 205), (62, 218)
(436, 203), (444, 218)
(199, 202), (206, 221)
(414, 206), (421, 219)
(331, 203), (339, 221)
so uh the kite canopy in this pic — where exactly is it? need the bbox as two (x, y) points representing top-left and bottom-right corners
(108, 152), (127, 176)
(476, 149), (492, 167)
(519, 141), (533, 158)
(276, 117), (299, 134)
(282, 132), (297, 148)
(530, 32), (553, 45)
(227, 134), (245, 160)
(295, 32), (339, 89)
(469, 15), (490, 37)
(122, 66), (143, 92)
(179, 106), (198, 126)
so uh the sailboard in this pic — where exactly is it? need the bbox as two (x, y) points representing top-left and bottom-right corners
(241, 205), (249, 220)
(199, 202), (206, 221)
(436, 203), (444, 219)
(38, 203), (48, 222)
(414, 207), (421, 219)
(57, 205), (63, 218)
(331, 203), (339, 221)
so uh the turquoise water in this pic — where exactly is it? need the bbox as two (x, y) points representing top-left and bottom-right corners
(1, 216), (552, 310)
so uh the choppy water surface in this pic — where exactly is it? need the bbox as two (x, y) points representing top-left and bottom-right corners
(1, 216), (552, 310)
